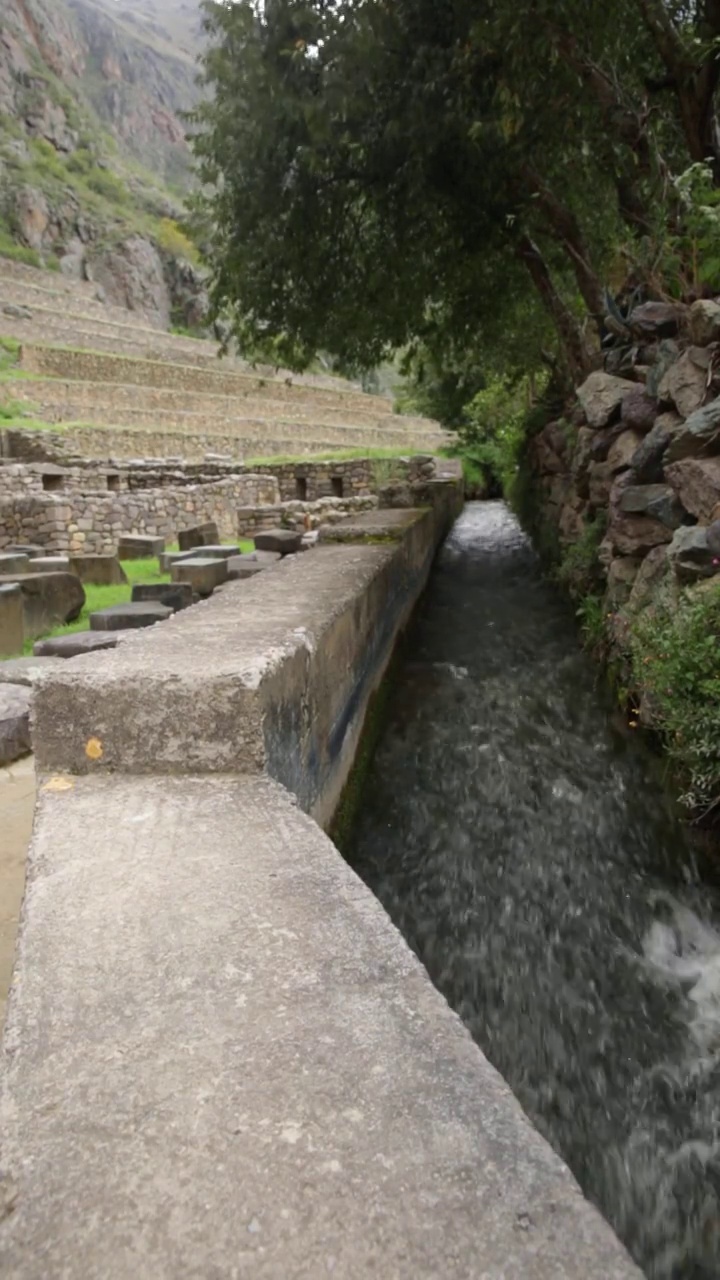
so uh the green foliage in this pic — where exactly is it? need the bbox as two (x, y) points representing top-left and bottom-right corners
(0, 398), (31, 421)
(575, 594), (608, 655)
(0, 227), (44, 269)
(556, 512), (607, 593)
(630, 583), (720, 813)
(155, 217), (201, 264)
(450, 377), (529, 494)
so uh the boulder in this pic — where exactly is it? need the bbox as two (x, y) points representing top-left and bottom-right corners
(90, 602), (173, 632)
(667, 525), (720, 583)
(689, 299), (720, 347)
(0, 685), (31, 766)
(626, 546), (671, 614)
(708, 520), (720, 556)
(178, 522), (220, 552)
(0, 573), (85, 642)
(606, 512), (673, 557)
(588, 462), (615, 509)
(171, 557), (228, 596)
(608, 429), (643, 473)
(34, 632), (126, 658)
(69, 555), (128, 586)
(627, 301), (681, 338)
(254, 530), (303, 555)
(618, 484), (684, 529)
(158, 551), (196, 573)
(667, 397), (720, 462)
(630, 413), (683, 483)
(131, 583), (194, 611)
(620, 389), (659, 434)
(664, 457), (720, 522)
(606, 556), (642, 607)
(530, 421), (571, 474)
(0, 584), (24, 659)
(659, 346), (711, 418)
(646, 340), (681, 397)
(226, 559), (269, 581)
(576, 372), (636, 429)
(117, 535), (165, 560)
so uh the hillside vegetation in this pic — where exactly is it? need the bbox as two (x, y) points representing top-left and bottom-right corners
(0, 0), (206, 328)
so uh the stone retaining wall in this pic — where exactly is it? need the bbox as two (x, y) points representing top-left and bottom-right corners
(19, 344), (398, 418)
(0, 475), (279, 554)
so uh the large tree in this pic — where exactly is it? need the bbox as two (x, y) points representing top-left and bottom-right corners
(191, 0), (720, 387)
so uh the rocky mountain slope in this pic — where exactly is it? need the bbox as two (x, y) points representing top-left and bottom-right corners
(0, 0), (206, 327)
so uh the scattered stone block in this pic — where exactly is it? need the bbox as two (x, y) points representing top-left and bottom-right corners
(0, 573), (85, 642)
(158, 550), (196, 573)
(34, 632), (126, 658)
(90, 602), (173, 632)
(69, 555), (128, 586)
(171, 557), (228, 596)
(27, 557), (71, 574)
(618, 484), (684, 529)
(0, 554), (30, 576)
(188, 544), (241, 560)
(0, 656), (65, 685)
(118, 534), (165, 560)
(667, 397), (720, 462)
(254, 529), (303, 555)
(3, 545), (44, 559)
(226, 556), (269, 581)
(659, 346), (710, 418)
(131, 583), (194, 611)
(0, 584), (24, 658)
(0, 685), (31, 766)
(178, 522), (219, 552)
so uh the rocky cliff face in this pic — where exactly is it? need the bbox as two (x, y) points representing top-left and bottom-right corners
(0, 0), (207, 327)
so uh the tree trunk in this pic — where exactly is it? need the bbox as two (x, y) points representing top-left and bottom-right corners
(516, 234), (591, 383)
(635, 0), (720, 175)
(521, 167), (606, 327)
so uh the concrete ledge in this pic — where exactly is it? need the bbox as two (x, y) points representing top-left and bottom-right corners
(0, 773), (640, 1279)
(32, 508), (448, 824)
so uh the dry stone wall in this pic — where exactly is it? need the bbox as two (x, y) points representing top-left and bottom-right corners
(0, 475), (279, 554)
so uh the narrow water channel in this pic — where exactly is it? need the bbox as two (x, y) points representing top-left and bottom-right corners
(347, 501), (720, 1280)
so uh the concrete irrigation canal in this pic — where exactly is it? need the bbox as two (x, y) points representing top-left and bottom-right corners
(348, 502), (720, 1280)
(2, 494), (713, 1277)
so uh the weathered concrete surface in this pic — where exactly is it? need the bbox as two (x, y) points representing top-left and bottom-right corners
(0, 774), (641, 1279)
(32, 508), (447, 826)
(89, 602), (173, 632)
(0, 657), (64, 686)
(0, 756), (34, 1033)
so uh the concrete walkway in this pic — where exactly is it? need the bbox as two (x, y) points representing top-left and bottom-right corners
(1, 774), (640, 1278)
(0, 507), (641, 1277)
(0, 756), (34, 1033)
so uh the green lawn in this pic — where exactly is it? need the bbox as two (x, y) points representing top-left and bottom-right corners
(18, 543), (254, 655)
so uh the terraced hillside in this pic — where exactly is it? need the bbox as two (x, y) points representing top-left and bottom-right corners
(0, 261), (448, 460)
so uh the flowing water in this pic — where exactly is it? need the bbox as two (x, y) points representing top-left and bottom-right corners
(347, 502), (720, 1280)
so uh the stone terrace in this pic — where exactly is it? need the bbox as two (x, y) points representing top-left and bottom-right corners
(1, 260), (448, 461)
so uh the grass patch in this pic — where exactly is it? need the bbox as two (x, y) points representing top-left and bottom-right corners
(17, 543), (254, 654)
(246, 446), (421, 466)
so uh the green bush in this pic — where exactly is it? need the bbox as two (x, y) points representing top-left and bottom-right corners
(630, 582), (720, 813)
(447, 375), (529, 495)
(85, 167), (130, 205)
(155, 217), (200, 264)
(556, 513), (607, 593)
(0, 227), (43, 268)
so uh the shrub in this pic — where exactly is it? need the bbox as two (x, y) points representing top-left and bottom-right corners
(630, 582), (720, 813)
(0, 228), (43, 268)
(155, 217), (200, 264)
(556, 513), (607, 594)
(85, 167), (130, 205)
